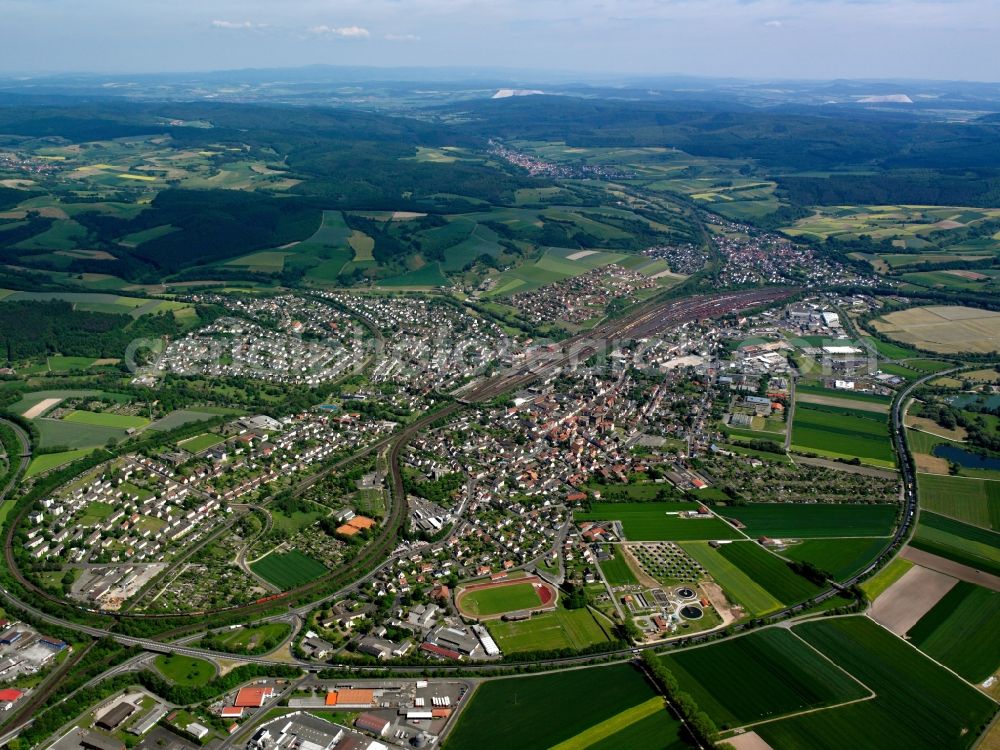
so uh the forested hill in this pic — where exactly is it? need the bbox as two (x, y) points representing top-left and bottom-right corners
(443, 96), (1000, 171)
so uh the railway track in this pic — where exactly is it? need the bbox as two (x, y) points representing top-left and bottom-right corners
(0, 287), (823, 671)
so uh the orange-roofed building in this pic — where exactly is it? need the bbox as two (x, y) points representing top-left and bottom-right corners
(326, 688), (375, 706)
(234, 686), (274, 707)
(336, 524), (361, 537)
(347, 515), (376, 530)
(432, 708), (452, 719)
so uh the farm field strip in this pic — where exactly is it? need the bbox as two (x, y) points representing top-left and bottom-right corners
(718, 541), (823, 604)
(576, 502), (742, 541)
(911, 512), (1000, 579)
(918, 473), (1000, 531)
(906, 581), (1000, 683)
(443, 664), (671, 750)
(548, 698), (664, 750)
(781, 538), (889, 581)
(755, 617), (997, 750)
(681, 542), (782, 616)
(718, 504), (897, 539)
(663, 627), (872, 728)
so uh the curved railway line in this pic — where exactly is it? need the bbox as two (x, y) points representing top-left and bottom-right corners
(8, 287), (926, 680)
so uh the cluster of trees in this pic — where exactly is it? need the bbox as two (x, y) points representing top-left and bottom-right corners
(404, 470), (464, 505)
(786, 560), (831, 586)
(923, 400), (1000, 454)
(0, 300), (185, 362)
(642, 651), (721, 747)
(562, 582), (589, 610)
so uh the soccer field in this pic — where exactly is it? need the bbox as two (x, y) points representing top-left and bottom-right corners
(250, 550), (327, 589)
(457, 581), (543, 617)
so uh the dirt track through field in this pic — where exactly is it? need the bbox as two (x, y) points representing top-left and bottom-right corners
(869, 564), (957, 635)
(901, 546), (1000, 592)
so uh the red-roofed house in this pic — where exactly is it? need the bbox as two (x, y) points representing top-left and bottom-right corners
(0, 688), (23, 709)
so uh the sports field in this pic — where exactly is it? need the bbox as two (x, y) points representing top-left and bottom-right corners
(663, 628), (869, 727)
(62, 410), (149, 429)
(791, 402), (894, 466)
(681, 542), (781, 616)
(782, 538), (888, 581)
(718, 504), (896, 538)
(576, 502), (742, 541)
(178, 432), (225, 453)
(250, 550), (327, 589)
(756, 617), (996, 750)
(486, 604), (613, 653)
(910, 511), (1000, 578)
(456, 580), (545, 617)
(906, 581), (1000, 683)
(918, 474), (1000, 531)
(871, 305), (1000, 355)
(444, 664), (685, 750)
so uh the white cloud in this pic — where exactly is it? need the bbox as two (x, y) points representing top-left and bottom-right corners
(308, 24), (371, 38)
(763, 19), (783, 28)
(210, 20), (266, 30)
(384, 33), (420, 42)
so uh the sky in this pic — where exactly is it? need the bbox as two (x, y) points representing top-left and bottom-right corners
(0, 0), (998, 81)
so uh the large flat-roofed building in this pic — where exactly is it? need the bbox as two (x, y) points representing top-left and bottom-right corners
(96, 702), (137, 731)
(234, 686), (275, 708)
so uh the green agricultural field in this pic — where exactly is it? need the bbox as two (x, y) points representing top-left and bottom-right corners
(906, 581), (1000, 683)
(24, 448), (93, 478)
(757, 617), (996, 750)
(36, 419), (129, 450)
(457, 581), (542, 617)
(177, 432), (225, 453)
(663, 628), (869, 728)
(147, 409), (224, 432)
(62, 410), (149, 429)
(46, 356), (99, 371)
(487, 246), (629, 297)
(377, 263), (449, 288)
(576, 502), (742, 541)
(584, 710), (688, 750)
(782, 538), (888, 581)
(549, 698), (669, 750)
(718, 504), (897, 539)
(918, 474), (1000, 530)
(860, 556), (913, 600)
(794, 383), (892, 405)
(792, 402), (894, 466)
(863, 337), (922, 360)
(600, 550), (639, 586)
(718, 541), (823, 604)
(250, 550), (327, 590)
(153, 654), (215, 687)
(487, 604), (613, 653)
(911, 511), (1000, 578)
(681, 542), (782, 616)
(444, 663), (682, 750)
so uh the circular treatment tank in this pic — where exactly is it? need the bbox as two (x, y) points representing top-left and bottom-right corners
(680, 605), (703, 620)
(675, 587), (696, 600)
